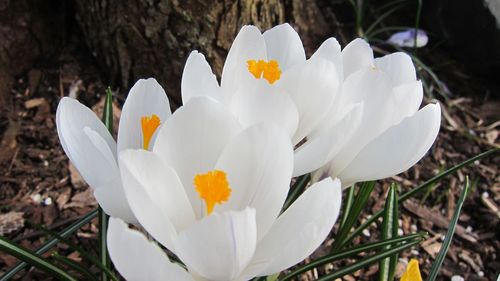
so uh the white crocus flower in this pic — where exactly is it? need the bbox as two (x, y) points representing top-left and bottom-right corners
(293, 38), (441, 187)
(109, 96), (342, 281)
(56, 78), (171, 222)
(181, 23), (340, 144)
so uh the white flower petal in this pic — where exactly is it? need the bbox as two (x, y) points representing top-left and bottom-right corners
(293, 103), (363, 176)
(119, 150), (180, 250)
(174, 208), (257, 281)
(338, 103), (441, 183)
(119, 149), (195, 231)
(388, 80), (423, 126)
(374, 52), (416, 86)
(341, 38), (374, 79)
(244, 178), (342, 277)
(215, 124), (293, 240)
(153, 97), (242, 219)
(181, 51), (222, 104)
(230, 81), (299, 138)
(84, 127), (136, 222)
(107, 218), (193, 281)
(328, 68), (394, 176)
(280, 58), (340, 144)
(311, 37), (343, 81)
(117, 78), (171, 152)
(221, 25), (267, 103)
(263, 23), (306, 71)
(56, 97), (117, 188)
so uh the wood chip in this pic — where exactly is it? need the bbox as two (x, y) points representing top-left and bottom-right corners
(63, 188), (97, 209)
(423, 241), (442, 258)
(0, 211), (24, 235)
(403, 200), (479, 243)
(69, 162), (86, 189)
(24, 97), (46, 109)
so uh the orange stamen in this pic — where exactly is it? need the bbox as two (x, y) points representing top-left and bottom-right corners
(140, 114), (161, 150)
(247, 59), (282, 84)
(194, 170), (231, 215)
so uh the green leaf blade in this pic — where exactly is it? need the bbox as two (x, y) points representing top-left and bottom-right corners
(427, 177), (471, 281)
(0, 236), (77, 281)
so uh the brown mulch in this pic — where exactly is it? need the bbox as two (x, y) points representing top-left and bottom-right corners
(0, 37), (499, 281)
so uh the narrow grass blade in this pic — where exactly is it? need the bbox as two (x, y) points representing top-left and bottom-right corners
(29, 222), (118, 281)
(413, 0), (423, 52)
(279, 232), (426, 281)
(378, 184), (398, 281)
(282, 174), (310, 212)
(316, 239), (422, 281)
(331, 181), (375, 252)
(340, 185), (356, 230)
(52, 252), (99, 281)
(99, 87), (114, 281)
(427, 177), (470, 281)
(102, 87), (114, 130)
(0, 236), (77, 281)
(1, 209), (98, 281)
(339, 148), (498, 249)
(365, 4), (405, 38)
(389, 187), (399, 280)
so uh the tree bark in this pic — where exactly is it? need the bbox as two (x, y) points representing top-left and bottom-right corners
(73, 0), (346, 108)
(0, 0), (67, 108)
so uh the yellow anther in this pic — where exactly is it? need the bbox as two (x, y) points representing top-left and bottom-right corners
(140, 114), (161, 150)
(401, 259), (422, 281)
(194, 170), (231, 215)
(247, 59), (282, 84)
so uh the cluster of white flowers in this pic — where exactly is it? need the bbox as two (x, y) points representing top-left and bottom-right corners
(56, 23), (440, 281)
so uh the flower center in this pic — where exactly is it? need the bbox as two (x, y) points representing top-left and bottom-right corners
(141, 114), (161, 150)
(194, 170), (232, 215)
(401, 259), (422, 281)
(247, 59), (282, 84)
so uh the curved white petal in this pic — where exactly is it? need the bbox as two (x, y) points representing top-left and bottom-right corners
(153, 97), (242, 219)
(174, 208), (257, 281)
(388, 80), (423, 126)
(221, 25), (267, 103)
(107, 218), (193, 281)
(215, 124), (293, 240)
(119, 149), (195, 231)
(293, 103), (363, 176)
(374, 52), (416, 86)
(117, 78), (171, 152)
(56, 97), (117, 188)
(84, 127), (136, 222)
(119, 150), (180, 250)
(341, 38), (374, 79)
(328, 68), (394, 176)
(230, 81), (299, 138)
(280, 58), (340, 144)
(181, 51), (222, 104)
(338, 103), (441, 183)
(311, 37), (343, 81)
(243, 178), (342, 277)
(263, 23), (306, 71)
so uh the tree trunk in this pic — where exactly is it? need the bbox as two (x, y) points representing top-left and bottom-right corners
(0, 0), (67, 108)
(73, 0), (348, 108)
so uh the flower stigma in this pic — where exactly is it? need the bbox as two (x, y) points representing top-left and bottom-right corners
(401, 259), (422, 281)
(194, 170), (232, 215)
(247, 59), (281, 84)
(141, 114), (161, 150)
